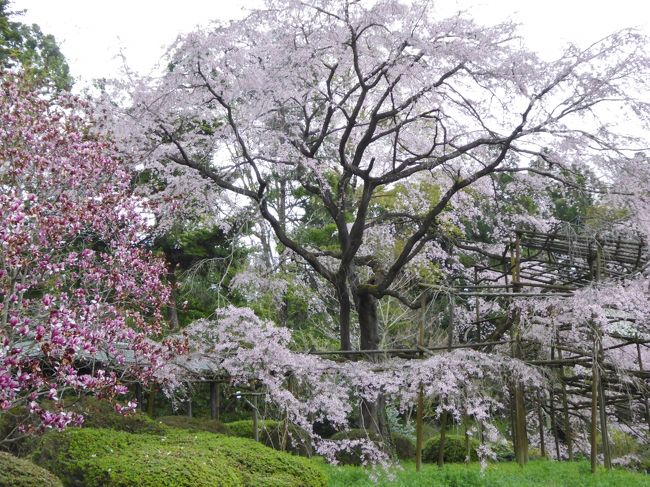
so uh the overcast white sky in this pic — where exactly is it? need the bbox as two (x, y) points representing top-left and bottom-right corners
(10, 0), (650, 90)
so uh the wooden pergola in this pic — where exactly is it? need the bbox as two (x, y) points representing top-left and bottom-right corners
(308, 225), (650, 471)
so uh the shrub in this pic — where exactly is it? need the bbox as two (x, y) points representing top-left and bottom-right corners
(157, 416), (230, 434)
(330, 429), (416, 463)
(226, 419), (312, 456)
(0, 451), (63, 487)
(226, 419), (280, 437)
(494, 441), (515, 461)
(392, 432), (416, 459)
(607, 429), (640, 458)
(329, 429), (383, 466)
(0, 408), (40, 457)
(33, 427), (326, 487)
(422, 434), (479, 463)
(67, 396), (166, 435)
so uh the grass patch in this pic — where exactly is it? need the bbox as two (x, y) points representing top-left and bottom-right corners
(325, 459), (649, 486)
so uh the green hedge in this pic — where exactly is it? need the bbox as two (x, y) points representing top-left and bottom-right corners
(226, 419), (280, 438)
(68, 396), (166, 435)
(0, 451), (63, 487)
(392, 432), (416, 460)
(33, 427), (326, 487)
(156, 416), (229, 434)
(423, 434), (479, 463)
(225, 419), (313, 457)
(329, 429), (418, 464)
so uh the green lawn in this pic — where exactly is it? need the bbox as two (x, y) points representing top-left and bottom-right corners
(324, 460), (649, 487)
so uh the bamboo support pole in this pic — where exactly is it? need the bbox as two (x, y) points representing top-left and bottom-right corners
(636, 342), (650, 431)
(512, 235), (528, 466)
(556, 347), (573, 460)
(309, 339), (515, 357)
(415, 294), (426, 472)
(252, 393), (259, 442)
(537, 396), (546, 458)
(474, 268), (481, 342)
(547, 359), (561, 460)
(594, 245), (612, 470)
(590, 337), (599, 473)
(209, 381), (219, 421)
(437, 291), (455, 467)
(598, 340), (612, 470)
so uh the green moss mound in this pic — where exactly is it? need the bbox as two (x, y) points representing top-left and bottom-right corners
(423, 434), (479, 463)
(0, 451), (63, 487)
(225, 419), (280, 437)
(156, 415), (229, 434)
(33, 427), (326, 487)
(0, 397), (164, 458)
(226, 419), (313, 456)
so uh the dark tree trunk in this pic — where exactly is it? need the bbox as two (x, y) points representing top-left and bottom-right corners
(167, 269), (180, 331)
(358, 291), (379, 351)
(357, 291), (389, 439)
(336, 276), (352, 351)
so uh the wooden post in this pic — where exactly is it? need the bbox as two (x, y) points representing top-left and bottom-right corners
(473, 268), (484, 442)
(463, 400), (471, 462)
(598, 339), (612, 470)
(537, 396), (546, 458)
(590, 334), (599, 474)
(511, 236), (528, 466)
(556, 345), (573, 460)
(437, 291), (455, 467)
(415, 294), (426, 472)
(210, 381), (219, 421)
(475, 267), (481, 342)
(595, 244), (612, 470)
(509, 389), (518, 456)
(252, 393), (259, 442)
(187, 396), (193, 418)
(636, 342), (650, 431)
(548, 382), (561, 460)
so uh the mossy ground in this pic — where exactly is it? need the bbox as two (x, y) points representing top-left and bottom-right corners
(33, 427), (326, 487)
(325, 459), (649, 487)
(0, 451), (64, 487)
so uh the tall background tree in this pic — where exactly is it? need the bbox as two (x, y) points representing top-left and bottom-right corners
(0, 0), (71, 89)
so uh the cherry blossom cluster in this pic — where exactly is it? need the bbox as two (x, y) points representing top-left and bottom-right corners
(162, 305), (543, 466)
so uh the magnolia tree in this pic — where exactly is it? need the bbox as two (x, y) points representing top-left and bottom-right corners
(0, 73), (176, 439)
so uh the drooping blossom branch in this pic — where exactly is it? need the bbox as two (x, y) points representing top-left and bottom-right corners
(160, 305), (543, 467)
